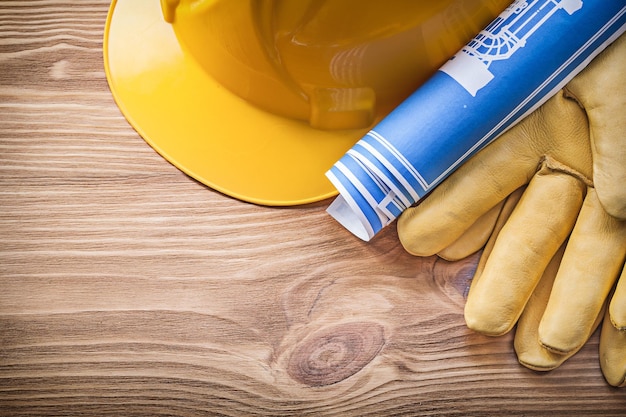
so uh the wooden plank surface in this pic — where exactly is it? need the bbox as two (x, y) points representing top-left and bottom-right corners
(1, 1), (624, 415)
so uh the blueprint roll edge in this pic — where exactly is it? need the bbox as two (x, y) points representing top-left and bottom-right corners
(326, 0), (626, 242)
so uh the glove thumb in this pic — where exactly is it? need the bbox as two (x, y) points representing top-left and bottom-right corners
(564, 34), (626, 219)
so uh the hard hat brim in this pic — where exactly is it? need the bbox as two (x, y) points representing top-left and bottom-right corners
(103, 0), (366, 206)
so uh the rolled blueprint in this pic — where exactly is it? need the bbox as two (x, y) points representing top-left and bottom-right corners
(326, 0), (626, 241)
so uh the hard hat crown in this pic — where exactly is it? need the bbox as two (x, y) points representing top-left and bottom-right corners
(161, 0), (509, 129)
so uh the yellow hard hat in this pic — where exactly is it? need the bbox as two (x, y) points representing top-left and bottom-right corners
(104, 0), (509, 205)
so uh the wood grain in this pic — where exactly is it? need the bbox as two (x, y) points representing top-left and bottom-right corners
(1, 2), (625, 416)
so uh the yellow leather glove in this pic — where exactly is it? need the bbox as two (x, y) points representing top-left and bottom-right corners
(480, 187), (625, 386)
(397, 34), (626, 386)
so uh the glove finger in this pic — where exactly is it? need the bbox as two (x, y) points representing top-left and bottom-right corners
(539, 188), (626, 354)
(438, 186), (525, 262)
(609, 264), (626, 330)
(565, 34), (626, 219)
(436, 200), (503, 262)
(600, 299), (626, 387)
(465, 167), (585, 336)
(473, 186), (525, 275)
(514, 244), (604, 370)
(514, 244), (565, 370)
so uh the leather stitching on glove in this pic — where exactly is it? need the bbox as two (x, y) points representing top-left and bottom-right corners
(539, 155), (593, 188)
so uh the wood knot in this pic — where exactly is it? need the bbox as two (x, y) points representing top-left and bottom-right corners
(287, 322), (385, 387)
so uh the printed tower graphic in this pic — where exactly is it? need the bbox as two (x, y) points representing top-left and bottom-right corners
(440, 0), (583, 96)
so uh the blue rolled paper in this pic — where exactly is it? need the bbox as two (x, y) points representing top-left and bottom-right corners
(326, 0), (626, 241)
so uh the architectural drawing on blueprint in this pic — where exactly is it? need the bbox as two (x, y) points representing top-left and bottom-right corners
(440, 0), (583, 96)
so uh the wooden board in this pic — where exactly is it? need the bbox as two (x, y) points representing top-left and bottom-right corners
(1, 2), (624, 415)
